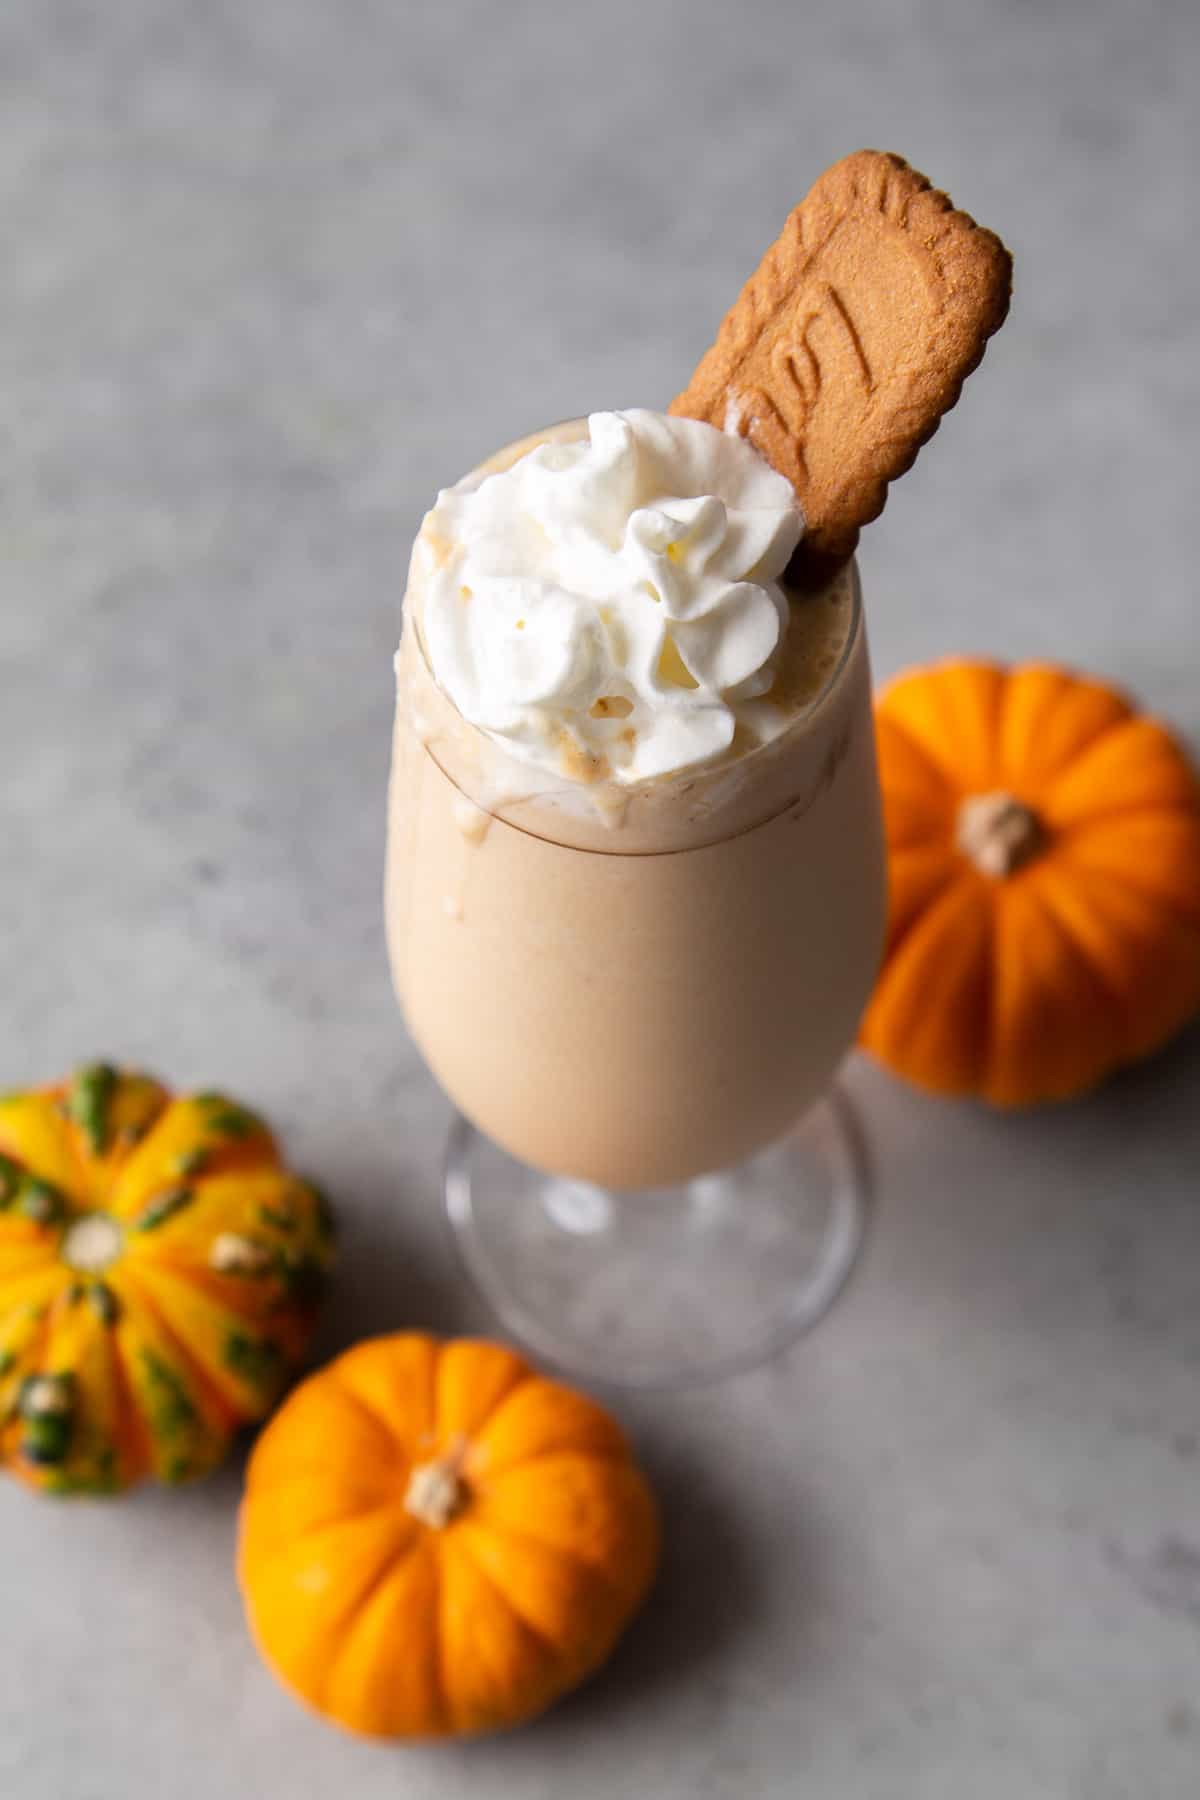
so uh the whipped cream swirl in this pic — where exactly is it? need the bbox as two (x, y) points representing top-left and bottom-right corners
(413, 410), (803, 783)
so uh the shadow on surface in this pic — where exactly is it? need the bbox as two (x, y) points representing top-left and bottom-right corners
(861, 1015), (1200, 1354)
(454, 1444), (789, 1759)
(310, 1150), (464, 1359)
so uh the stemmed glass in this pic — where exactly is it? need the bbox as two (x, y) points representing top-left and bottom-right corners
(386, 424), (886, 1387)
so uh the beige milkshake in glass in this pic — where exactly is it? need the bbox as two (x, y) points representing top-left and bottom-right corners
(386, 155), (1011, 1383)
(387, 412), (883, 1381)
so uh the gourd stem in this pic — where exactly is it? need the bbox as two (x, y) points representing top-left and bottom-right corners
(403, 1438), (468, 1529)
(956, 790), (1045, 878)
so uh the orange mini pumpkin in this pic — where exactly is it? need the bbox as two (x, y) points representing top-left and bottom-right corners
(239, 1332), (660, 1739)
(862, 660), (1200, 1104)
(0, 1064), (333, 1494)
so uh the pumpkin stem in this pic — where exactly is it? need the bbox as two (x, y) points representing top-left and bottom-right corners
(404, 1436), (469, 1529)
(62, 1211), (124, 1273)
(956, 790), (1045, 878)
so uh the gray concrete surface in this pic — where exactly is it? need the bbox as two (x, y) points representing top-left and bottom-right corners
(2, 2), (1200, 1795)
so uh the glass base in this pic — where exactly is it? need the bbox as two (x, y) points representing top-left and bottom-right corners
(444, 1089), (868, 1388)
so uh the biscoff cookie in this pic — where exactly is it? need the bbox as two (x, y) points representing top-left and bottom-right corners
(670, 150), (1012, 569)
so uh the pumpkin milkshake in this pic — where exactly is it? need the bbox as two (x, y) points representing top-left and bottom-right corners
(387, 412), (885, 1189)
(385, 150), (1011, 1379)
